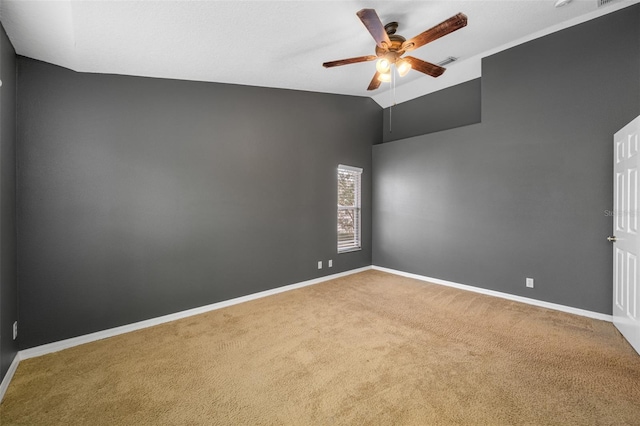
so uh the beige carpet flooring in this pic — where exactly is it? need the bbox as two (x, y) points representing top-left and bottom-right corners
(1, 270), (640, 425)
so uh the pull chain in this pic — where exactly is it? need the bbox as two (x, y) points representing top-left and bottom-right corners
(389, 99), (392, 134)
(389, 66), (397, 134)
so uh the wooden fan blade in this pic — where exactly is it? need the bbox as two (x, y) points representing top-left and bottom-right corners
(402, 13), (467, 52)
(404, 56), (446, 78)
(323, 55), (377, 68)
(357, 9), (391, 49)
(367, 72), (382, 91)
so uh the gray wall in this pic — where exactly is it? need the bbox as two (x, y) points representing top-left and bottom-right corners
(373, 5), (640, 314)
(382, 78), (481, 143)
(17, 58), (380, 349)
(0, 23), (17, 381)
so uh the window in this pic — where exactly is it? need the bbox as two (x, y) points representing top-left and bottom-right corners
(337, 164), (362, 253)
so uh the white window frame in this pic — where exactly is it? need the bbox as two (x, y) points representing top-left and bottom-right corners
(337, 164), (362, 253)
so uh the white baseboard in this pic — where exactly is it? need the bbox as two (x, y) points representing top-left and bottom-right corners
(3, 263), (611, 404)
(0, 353), (21, 403)
(372, 265), (613, 322)
(19, 266), (372, 361)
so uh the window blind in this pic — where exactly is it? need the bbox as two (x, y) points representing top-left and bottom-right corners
(337, 165), (362, 253)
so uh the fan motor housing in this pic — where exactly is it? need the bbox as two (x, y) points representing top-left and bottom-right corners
(376, 34), (406, 59)
(375, 21), (406, 58)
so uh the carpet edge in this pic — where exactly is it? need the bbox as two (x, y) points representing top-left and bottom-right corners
(0, 352), (20, 403)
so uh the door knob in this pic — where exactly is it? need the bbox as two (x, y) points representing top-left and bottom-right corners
(607, 236), (617, 242)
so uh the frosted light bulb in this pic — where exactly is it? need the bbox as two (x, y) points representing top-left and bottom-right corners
(377, 72), (391, 82)
(376, 58), (391, 74)
(396, 59), (411, 77)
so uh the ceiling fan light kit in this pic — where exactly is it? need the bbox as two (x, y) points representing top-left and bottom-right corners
(323, 9), (468, 91)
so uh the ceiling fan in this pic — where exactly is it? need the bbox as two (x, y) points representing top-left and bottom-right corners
(323, 9), (468, 91)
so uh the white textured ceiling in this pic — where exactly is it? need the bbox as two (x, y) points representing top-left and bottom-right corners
(1, 0), (638, 107)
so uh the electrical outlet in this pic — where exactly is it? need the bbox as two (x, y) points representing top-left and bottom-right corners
(318, 261), (322, 269)
(526, 278), (534, 288)
(328, 259), (333, 268)
(13, 321), (17, 340)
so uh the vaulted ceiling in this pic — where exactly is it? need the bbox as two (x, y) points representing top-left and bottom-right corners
(1, 0), (637, 107)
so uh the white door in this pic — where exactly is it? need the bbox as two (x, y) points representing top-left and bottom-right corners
(612, 115), (640, 355)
